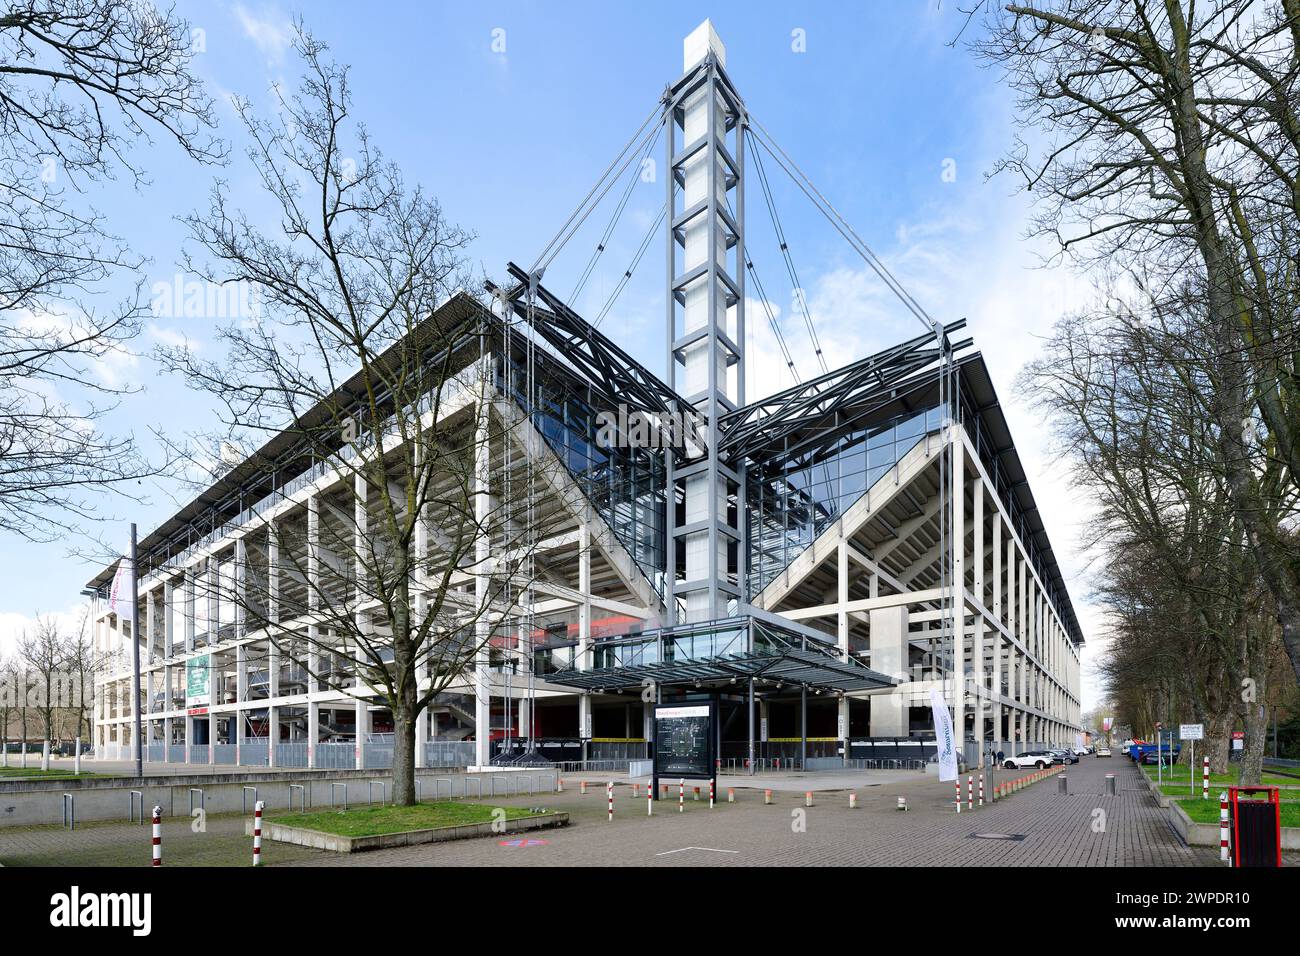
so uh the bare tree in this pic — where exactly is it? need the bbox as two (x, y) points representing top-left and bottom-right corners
(157, 28), (561, 805)
(0, 0), (222, 540)
(972, 0), (1300, 680)
(18, 613), (65, 760)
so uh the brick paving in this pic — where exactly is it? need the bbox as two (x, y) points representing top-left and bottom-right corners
(276, 757), (1233, 867)
(1, 756), (1289, 867)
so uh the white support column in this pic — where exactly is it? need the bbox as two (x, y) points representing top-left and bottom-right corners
(972, 478), (985, 766)
(472, 362), (493, 770)
(992, 513), (1003, 750)
(354, 698), (369, 770)
(307, 699), (319, 769)
(950, 425), (966, 751)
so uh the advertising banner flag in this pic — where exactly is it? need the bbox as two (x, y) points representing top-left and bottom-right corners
(929, 689), (958, 782)
(108, 556), (135, 623)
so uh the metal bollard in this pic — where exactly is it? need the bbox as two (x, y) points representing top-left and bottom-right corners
(955, 779), (962, 812)
(896, 796), (908, 812)
(709, 779), (715, 808)
(978, 773), (984, 807)
(967, 775), (973, 811)
(1058, 774), (1067, 794)
(1203, 757), (1210, 800)
(647, 785), (653, 817)
(1105, 773), (1116, 796)
(607, 782), (614, 822)
(679, 779), (684, 813)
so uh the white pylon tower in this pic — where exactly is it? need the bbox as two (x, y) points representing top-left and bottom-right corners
(665, 20), (746, 624)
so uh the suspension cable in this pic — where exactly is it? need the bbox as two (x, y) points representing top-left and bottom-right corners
(529, 100), (667, 276)
(571, 125), (663, 304)
(593, 202), (666, 329)
(748, 118), (936, 334)
(749, 136), (828, 375)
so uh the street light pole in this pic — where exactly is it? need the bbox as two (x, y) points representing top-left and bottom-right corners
(130, 523), (143, 778)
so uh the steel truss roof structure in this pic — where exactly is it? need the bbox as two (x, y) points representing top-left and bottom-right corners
(719, 320), (970, 468)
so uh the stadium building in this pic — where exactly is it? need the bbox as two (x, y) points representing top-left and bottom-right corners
(86, 23), (1082, 773)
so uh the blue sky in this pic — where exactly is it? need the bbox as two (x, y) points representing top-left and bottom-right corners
(0, 2), (1109, 709)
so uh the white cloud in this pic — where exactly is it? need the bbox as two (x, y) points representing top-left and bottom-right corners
(233, 4), (294, 66)
(0, 605), (88, 661)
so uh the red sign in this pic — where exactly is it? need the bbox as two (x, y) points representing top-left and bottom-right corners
(187, 707), (208, 716)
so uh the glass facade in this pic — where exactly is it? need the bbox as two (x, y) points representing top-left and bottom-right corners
(745, 404), (944, 597)
(496, 345), (668, 597)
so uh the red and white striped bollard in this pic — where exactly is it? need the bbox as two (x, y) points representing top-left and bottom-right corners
(151, 805), (162, 867)
(607, 782), (614, 822)
(252, 799), (264, 865)
(1219, 791), (1230, 864)
(1202, 756), (1209, 800)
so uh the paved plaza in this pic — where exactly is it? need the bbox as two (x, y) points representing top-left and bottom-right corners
(2, 755), (1284, 867)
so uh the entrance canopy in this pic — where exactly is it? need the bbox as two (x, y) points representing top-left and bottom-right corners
(546, 614), (897, 694)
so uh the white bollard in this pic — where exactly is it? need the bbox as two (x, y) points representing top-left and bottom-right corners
(955, 779), (961, 813)
(647, 785), (653, 817)
(73, 737), (81, 775)
(151, 806), (162, 867)
(967, 774), (973, 811)
(1203, 757), (1210, 800)
(41, 740), (50, 771)
(253, 800), (264, 865)
(709, 778), (715, 809)
(607, 782), (614, 822)
(678, 778), (684, 813)
(849, 791), (857, 809)
(896, 795), (908, 812)
(978, 773), (984, 807)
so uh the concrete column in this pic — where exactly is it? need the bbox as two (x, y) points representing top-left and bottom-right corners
(268, 522), (280, 626)
(414, 705), (427, 768)
(950, 427), (965, 746)
(307, 700), (319, 769)
(184, 568), (195, 653)
(354, 698), (369, 770)
(972, 479), (985, 766)
(868, 606), (908, 737)
(991, 515), (1003, 753)
(577, 520), (592, 747)
(472, 363), (493, 769)
(145, 589), (156, 665)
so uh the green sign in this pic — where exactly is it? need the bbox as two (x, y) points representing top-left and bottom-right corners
(186, 655), (211, 706)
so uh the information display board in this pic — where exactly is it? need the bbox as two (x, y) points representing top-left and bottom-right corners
(653, 703), (714, 780)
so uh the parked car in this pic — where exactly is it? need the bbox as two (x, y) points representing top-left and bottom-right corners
(1049, 748), (1079, 765)
(1095, 747), (1112, 757)
(1071, 745), (1089, 757)
(1002, 750), (1054, 770)
(1140, 748), (1179, 765)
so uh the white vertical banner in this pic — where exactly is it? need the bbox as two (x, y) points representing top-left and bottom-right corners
(929, 688), (958, 782)
(108, 556), (135, 623)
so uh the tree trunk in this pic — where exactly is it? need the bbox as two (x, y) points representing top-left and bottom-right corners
(392, 702), (418, 806)
(1237, 697), (1268, 790)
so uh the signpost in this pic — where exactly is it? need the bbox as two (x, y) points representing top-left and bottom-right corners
(1181, 724), (1204, 796)
(651, 701), (715, 801)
